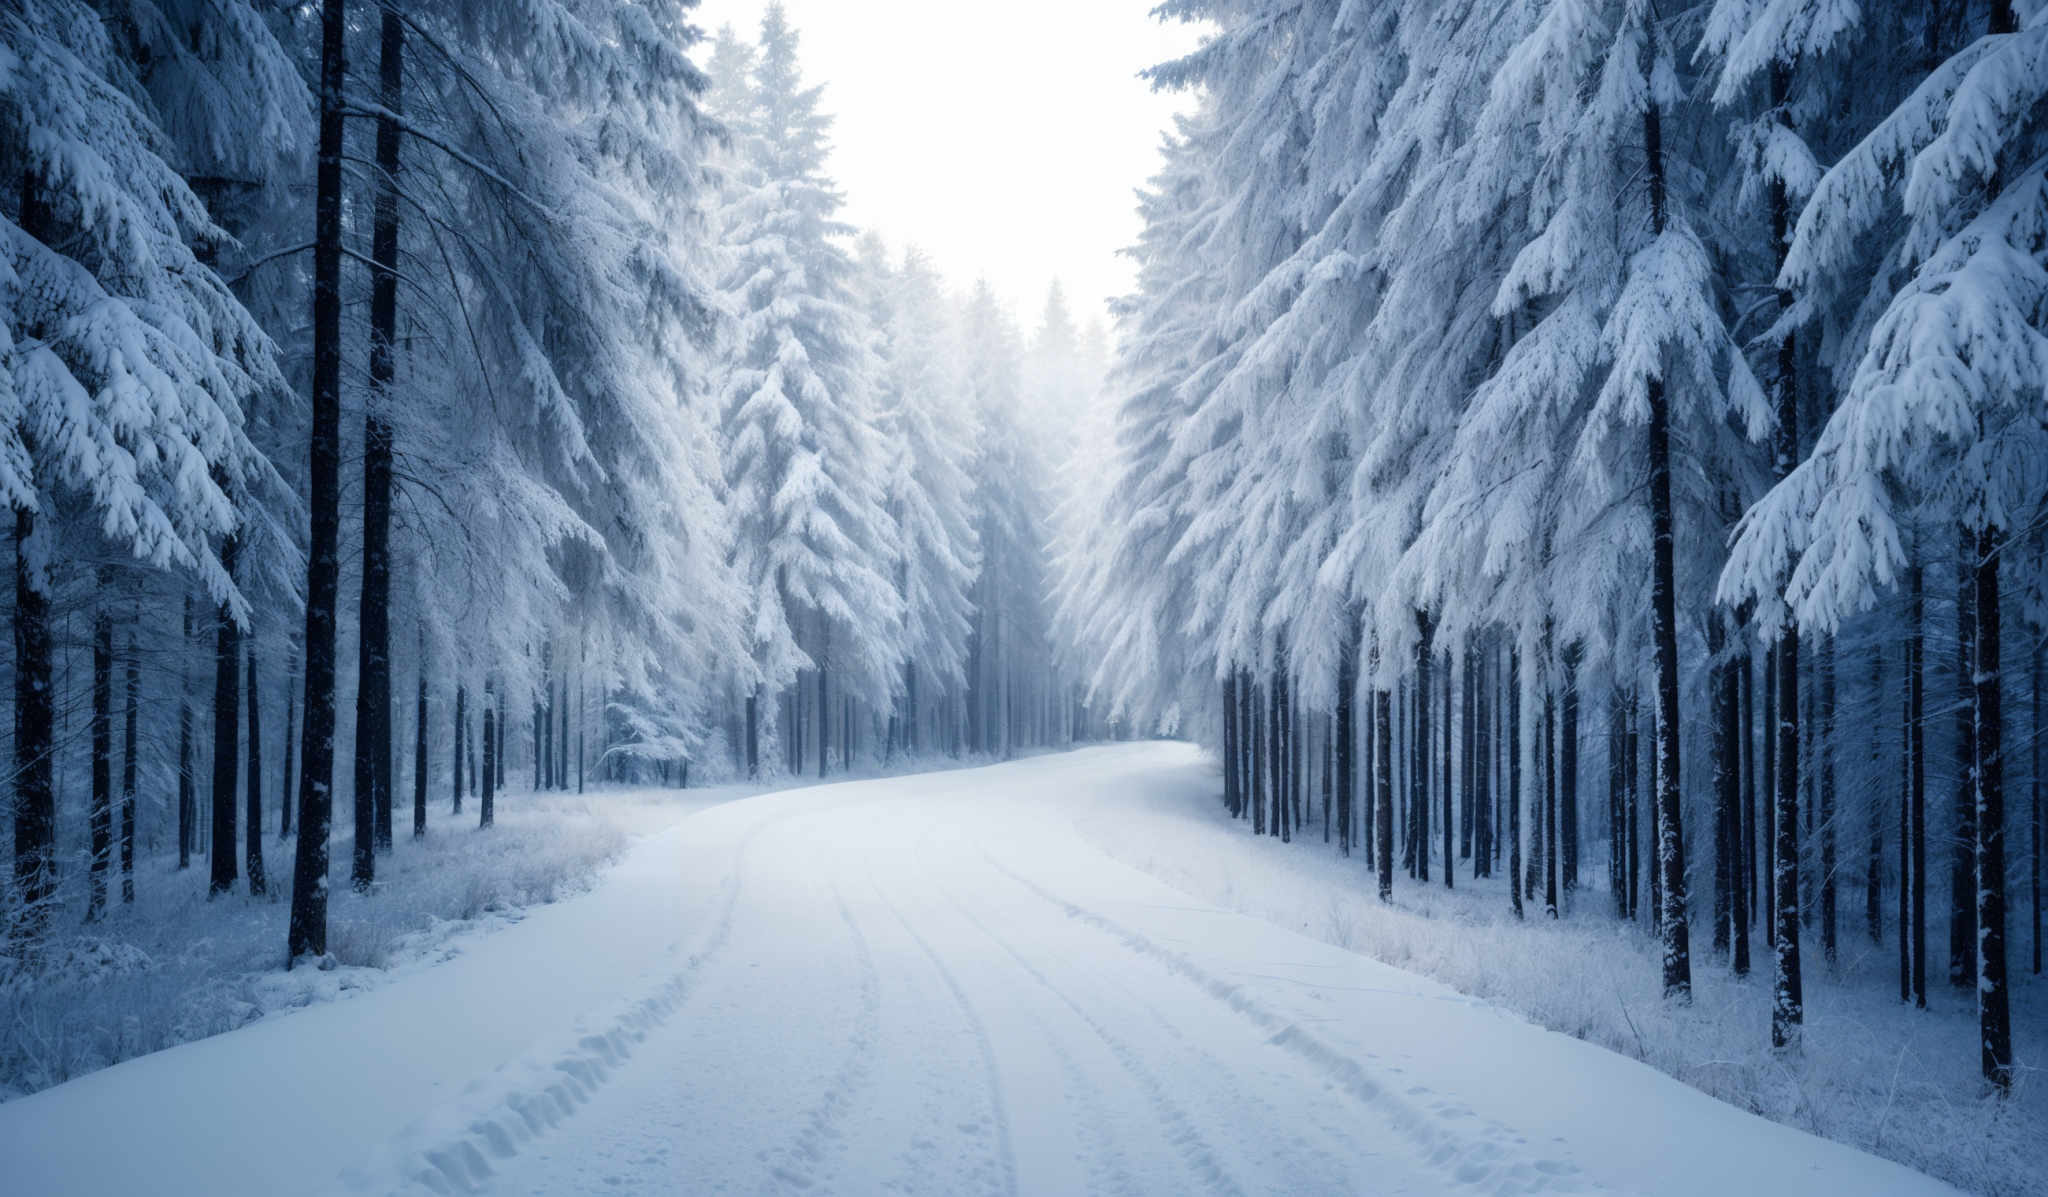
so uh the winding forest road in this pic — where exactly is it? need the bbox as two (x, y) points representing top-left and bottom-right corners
(2, 745), (1949, 1195)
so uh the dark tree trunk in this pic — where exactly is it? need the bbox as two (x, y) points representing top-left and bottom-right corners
(1911, 562), (1927, 1007)
(1543, 655), (1558, 918)
(1442, 646), (1453, 887)
(287, 0), (347, 965)
(1611, 689), (1628, 918)
(1723, 625), (1751, 975)
(1867, 649), (1884, 946)
(90, 601), (113, 921)
(1509, 643), (1524, 920)
(1627, 693), (1641, 921)
(1762, 54), (1800, 1033)
(1224, 674), (1241, 817)
(414, 635), (428, 839)
(122, 635), (138, 903)
(1561, 643), (1579, 896)
(577, 646), (586, 794)
(1415, 613), (1433, 880)
(1337, 620), (1359, 856)
(1763, 645), (1776, 946)
(453, 683), (466, 813)
(1473, 636), (1491, 878)
(1743, 633), (1757, 919)
(245, 647), (265, 896)
(539, 641), (552, 791)
(819, 622), (831, 779)
(12, 177), (57, 934)
(180, 597), (196, 865)
(1951, 557), (1977, 990)
(1643, 88), (1689, 999)
(1821, 639), (1838, 964)
(497, 688), (506, 791)
(211, 534), (241, 898)
(1461, 641), (1474, 862)
(1713, 618), (1734, 957)
(1374, 674), (1393, 903)
(355, 9), (401, 863)
(1902, 637), (1914, 1001)
(280, 644), (296, 838)
(1972, 526), (2011, 1089)
(745, 689), (759, 779)
(481, 683), (496, 828)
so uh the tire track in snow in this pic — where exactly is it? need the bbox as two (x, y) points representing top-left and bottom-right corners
(981, 851), (1599, 1195)
(370, 810), (787, 1196)
(939, 877), (1251, 1197)
(752, 884), (883, 1194)
(869, 874), (1020, 1197)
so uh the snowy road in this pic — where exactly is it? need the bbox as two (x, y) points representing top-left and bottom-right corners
(3, 744), (1950, 1195)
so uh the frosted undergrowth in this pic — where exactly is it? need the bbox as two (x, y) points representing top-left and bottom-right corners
(1070, 753), (2045, 1196)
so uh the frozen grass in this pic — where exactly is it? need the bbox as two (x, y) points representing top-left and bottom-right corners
(0, 783), (722, 1100)
(1068, 749), (2045, 1196)
(0, 747), (1019, 1102)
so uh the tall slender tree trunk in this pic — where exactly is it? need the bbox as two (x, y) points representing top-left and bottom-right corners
(1627, 693), (1641, 920)
(1972, 525), (2011, 1089)
(211, 533), (241, 898)
(1901, 637), (1915, 1002)
(287, 0), (347, 965)
(12, 175), (57, 935)
(1337, 620), (1358, 857)
(1442, 646), (1453, 887)
(1911, 562), (1928, 1007)
(1473, 636), (1491, 878)
(818, 622), (831, 779)
(1374, 675), (1393, 902)
(1763, 56), (1801, 1037)
(1509, 642), (1524, 920)
(245, 647), (266, 896)
(121, 634), (138, 903)
(1415, 613), (1433, 880)
(89, 600), (113, 921)
(280, 644), (296, 838)
(1543, 655), (1558, 918)
(1643, 86), (1690, 999)
(1821, 640), (1838, 963)
(179, 597), (196, 865)
(2033, 637), (2041, 976)
(1611, 690), (1628, 918)
(1713, 618), (1734, 956)
(1867, 650), (1884, 945)
(414, 631), (428, 839)
(453, 683), (467, 813)
(745, 689), (759, 779)
(1223, 674), (1241, 817)
(355, 9), (401, 865)
(1952, 557), (1978, 989)
(1561, 642), (1580, 897)
(481, 680), (496, 828)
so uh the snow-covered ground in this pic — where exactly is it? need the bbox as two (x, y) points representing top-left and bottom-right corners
(0, 781), (735, 1100)
(1069, 745), (2044, 1196)
(0, 743), (1967, 1195)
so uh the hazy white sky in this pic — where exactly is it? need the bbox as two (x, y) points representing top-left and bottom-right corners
(692, 0), (1203, 331)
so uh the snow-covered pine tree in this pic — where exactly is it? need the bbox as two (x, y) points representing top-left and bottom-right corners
(708, 4), (901, 777)
(861, 241), (980, 756)
(1721, 0), (2045, 1088)
(3, 0), (290, 933)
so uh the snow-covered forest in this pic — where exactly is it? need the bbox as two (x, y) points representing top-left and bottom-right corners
(2, 0), (2044, 1193)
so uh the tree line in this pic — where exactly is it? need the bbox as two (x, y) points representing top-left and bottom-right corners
(1056, 0), (2045, 1092)
(3, 1), (1098, 968)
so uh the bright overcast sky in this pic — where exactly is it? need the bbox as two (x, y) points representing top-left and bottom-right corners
(691, 0), (1204, 331)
